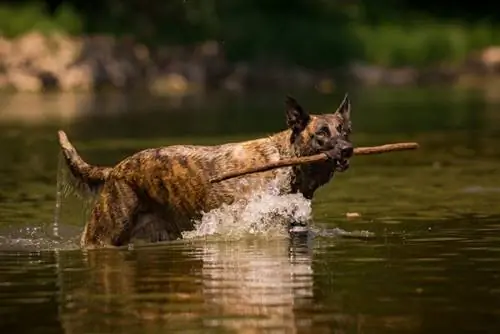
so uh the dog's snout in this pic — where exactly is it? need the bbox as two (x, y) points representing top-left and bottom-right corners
(335, 139), (353, 159)
(341, 146), (353, 158)
(325, 139), (353, 160)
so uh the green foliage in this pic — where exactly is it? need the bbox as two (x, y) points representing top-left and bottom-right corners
(0, 1), (499, 68)
(354, 21), (500, 67)
(0, 3), (82, 37)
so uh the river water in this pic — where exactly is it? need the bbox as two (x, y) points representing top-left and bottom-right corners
(0, 87), (499, 333)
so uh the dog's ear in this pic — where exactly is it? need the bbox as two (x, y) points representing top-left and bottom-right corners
(335, 93), (351, 121)
(285, 95), (310, 133)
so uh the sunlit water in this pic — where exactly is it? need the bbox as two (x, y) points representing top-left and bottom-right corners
(1, 87), (500, 333)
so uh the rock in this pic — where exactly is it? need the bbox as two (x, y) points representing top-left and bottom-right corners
(37, 55), (63, 74)
(134, 44), (150, 62)
(1, 31), (500, 93)
(317, 78), (335, 94)
(105, 59), (136, 88)
(149, 73), (189, 95)
(199, 40), (219, 57)
(184, 61), (206, 90)
(14, 31), (50, 60)
(0, 37), (13, 57)
(38, 71), (59, 90)
(223, 62), (249, 92)
(59, 65), (94, 91)
(349, 62), (418, 86)
(418, 66), (458, 85)
(0, 73), (9, 89)
(6, 69), (42, 92)
(346, 212), (361, 219)
(384, 67), (418, 86)
(349, 62), (385, 86)
(480, 46), (500, 71)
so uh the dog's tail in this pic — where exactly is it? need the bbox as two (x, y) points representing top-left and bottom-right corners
(57, 130), (112, 194)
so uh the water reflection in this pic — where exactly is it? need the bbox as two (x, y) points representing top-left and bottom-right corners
(200, 238), (313, 332)
(2, 217), (500, 333)
(0, 92), (203, 124)
(1, 87), (500, 334)
(57, 237), (315, 333)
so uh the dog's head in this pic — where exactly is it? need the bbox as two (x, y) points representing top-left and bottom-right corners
(285, 94), (353, 172)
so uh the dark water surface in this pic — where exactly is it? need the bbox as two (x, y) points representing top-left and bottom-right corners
(0, 87), (499, 333)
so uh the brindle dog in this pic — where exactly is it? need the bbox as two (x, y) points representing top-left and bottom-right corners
(58, 95), (354, 248)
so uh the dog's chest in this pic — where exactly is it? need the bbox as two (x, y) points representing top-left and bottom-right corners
(293, 162), (336, 199)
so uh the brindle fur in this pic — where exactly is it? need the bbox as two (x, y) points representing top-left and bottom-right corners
(58, 95), (354, 248)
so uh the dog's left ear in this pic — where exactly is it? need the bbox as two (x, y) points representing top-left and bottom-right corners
(285, 95), (310, 133)
(335, 93), (351, 121)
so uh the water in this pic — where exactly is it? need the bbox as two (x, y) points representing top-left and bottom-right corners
(1, 87), (500, 333)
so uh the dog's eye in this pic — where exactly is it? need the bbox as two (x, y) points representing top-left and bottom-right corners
(336, 124), (343, 133)
(316, 126), (330, 137)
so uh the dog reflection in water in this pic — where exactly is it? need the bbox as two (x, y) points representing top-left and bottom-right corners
(56, 237), (314, 333)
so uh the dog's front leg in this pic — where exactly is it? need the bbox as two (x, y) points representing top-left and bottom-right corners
(81, 180), (140, 248)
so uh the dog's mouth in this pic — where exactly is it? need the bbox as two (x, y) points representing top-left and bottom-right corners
(324, 147), (352, 172)
(334, 159), (350, 172)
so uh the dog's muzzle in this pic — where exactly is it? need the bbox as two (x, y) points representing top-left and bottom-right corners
(325, 139), (353, 172)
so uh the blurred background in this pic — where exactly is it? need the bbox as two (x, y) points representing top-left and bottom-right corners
(0, 0), (500, 94)
(0, 0), (499, 229)
(1, 3), (500, 333)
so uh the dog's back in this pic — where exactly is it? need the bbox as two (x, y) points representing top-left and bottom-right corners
(106, 136), (294, 216)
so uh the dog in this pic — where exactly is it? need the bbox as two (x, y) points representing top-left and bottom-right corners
(58, 94), (354, 248)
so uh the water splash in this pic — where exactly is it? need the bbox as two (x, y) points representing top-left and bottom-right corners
(0, 153), (90, 252)
(182, 175), (313, 240)
(0, 225), (80, 251)
(52, 152), (65, 239)
(1, 158), (373, 251)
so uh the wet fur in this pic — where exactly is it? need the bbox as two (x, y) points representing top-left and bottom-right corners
(58, 95), (353, 248)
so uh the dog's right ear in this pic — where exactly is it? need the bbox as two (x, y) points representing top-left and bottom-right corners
(335, 93), (351, 122)
(285, 95), (310, 133)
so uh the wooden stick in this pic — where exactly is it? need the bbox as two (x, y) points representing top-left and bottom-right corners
(209, 142), (419, 184)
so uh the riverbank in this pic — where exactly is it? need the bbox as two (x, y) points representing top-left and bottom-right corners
(1, 32), (500, 94)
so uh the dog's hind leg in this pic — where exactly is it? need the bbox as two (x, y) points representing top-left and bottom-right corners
(80, 180), (140, 248)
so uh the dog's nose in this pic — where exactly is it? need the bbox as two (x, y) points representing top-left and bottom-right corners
(341, 146), (353, 159)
